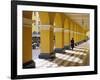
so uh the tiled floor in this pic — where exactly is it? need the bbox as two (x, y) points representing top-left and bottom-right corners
(32, 40), (89, 68)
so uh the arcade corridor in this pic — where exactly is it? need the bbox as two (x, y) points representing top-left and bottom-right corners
(22, 11), (90, 68)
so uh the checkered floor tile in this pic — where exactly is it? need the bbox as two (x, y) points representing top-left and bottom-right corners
(34, 47), (89, 68)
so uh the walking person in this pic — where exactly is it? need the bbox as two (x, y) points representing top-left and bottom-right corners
(71, 38), (74, 50)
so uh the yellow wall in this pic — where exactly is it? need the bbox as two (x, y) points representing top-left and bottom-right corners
(40, 27), (53, 53)
(23, 11), (32, 63)
(23, 26), (32, 63)
(64, 31), (70, 46)
(54, 13), (64, 49)
(54, 13), (63, 27)
(69, 21), (74, 40)
(39, 12), (50, 24)
(55, 31), (64, 48)
(64, 18), (70, 46)
(73, 24), (76, 43)
(50, 27), (54, 52)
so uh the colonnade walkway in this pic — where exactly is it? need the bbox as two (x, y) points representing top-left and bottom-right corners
(22, 11), (89, 68)
(33, 40), (89, 68)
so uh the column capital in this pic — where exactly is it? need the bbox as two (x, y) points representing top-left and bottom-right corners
(39, 25), (53, 30)
(64, 29), (70, 32)
(54, 27), (64, 32)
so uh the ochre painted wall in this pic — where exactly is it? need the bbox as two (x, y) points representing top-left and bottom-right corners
(64, 31), (70, 46)
(23, 11), (32, 64)
(40, 29), (51, 53)
(39, 12), (50, 24)
(54, 13), (63, 27)
(54, 13), (64, 49)
(40, 26), (54, 53)
(23, 26), (32, 63)
(55, 31), (64, 48)
(64, 18), (70, 46)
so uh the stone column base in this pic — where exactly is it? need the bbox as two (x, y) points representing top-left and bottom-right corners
(64, 45), (70, 50)
(23, 60), (35, 69)
(54, 48), (64, 53)
(39, 52), (55, 60)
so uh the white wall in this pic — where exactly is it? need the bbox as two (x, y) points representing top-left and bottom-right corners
(0, 0), (99, 80)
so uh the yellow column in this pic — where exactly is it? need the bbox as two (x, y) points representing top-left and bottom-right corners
(69, 21), (74, 43)
(82, 28), (85, 42)
(78, 26), (81, 43)
(76, 24), (78, 44)
(54, 13), (64, 53)
(39, 12), (55, 59)
(83, 29), (86, 41)
(80, 27), (82, 42)
(85, 29), (88, 41)
(74, 23), (77, 45)
(77, 25), (80, 44)
(23, 11), (35, 68)
(54, 27), (64, 53)
(81, 27), (84, 42)
(70, 20), (74, 47)
(64, 18), (70, 49)
(78, 26), (82, 43)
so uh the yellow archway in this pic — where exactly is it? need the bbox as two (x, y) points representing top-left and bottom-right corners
(38, 12), (55, 59)
(54, 13), (65, 53)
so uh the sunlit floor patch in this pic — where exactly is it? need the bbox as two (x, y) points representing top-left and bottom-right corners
(56, 53), (83, 64)
(65, 50), (86, 56)
(34, 59), (58, 68)
(33, 40), (89, 68)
